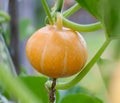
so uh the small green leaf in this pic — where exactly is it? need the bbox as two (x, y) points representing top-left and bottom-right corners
(19, 76), (49, 103)
(61, 94), (102, 103)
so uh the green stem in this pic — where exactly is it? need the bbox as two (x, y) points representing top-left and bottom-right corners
(63, 3), (81, 18)
(53, 0), (63, 13)
(46, 39), (111, 90)
(62, 16), (102, 32)
(0, 64), (41, 103)
(41, 0), (54, 24)
(0, 11), (10, 23)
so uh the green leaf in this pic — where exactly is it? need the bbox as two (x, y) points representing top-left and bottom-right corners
(61, 94), (102, 103)
(102, 0), (120, 39)
(60, 86), (92, 97)
(0, 64), (41, 103)
(0, 82), (10, 99)
(20, 76), (60, 103)
(19, 76), (60, 103)
(76, 0), (120, 39)
(114, 40), (120, 59)
(19, 76), (49, 103)
(75, 0), (102, 20)
(56, 90), (60, 103)
(59, 86), (100, 103)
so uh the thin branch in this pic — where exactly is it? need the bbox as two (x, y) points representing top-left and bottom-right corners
(49, 78), (56, 103)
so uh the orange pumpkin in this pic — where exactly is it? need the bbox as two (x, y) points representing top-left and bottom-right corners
(26, 25), (87, 78)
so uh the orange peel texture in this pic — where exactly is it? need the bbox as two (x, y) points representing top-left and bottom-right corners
(26, 25), (87, 78)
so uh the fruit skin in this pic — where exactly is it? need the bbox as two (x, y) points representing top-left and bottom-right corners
(26, 25), (87, 78)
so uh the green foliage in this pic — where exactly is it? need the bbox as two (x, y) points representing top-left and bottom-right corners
(0, 81), (10, 99)
(0, 64), (41, 103)
(19, 76), (49, 103)
(114, 40), (120, 59)
(61, 94), (102, 103)
(0, 11), (10, 23)
(58, 86), (102, 103)
(60, 86), (92, 98)
(56, 90), (60, 103)
(76, 0), (120, 39)
(20, 76), (61, 103)
(0, 83), (4, 94)
(4, 19), (35, 44)
(75, 0), (101, 20)
(19, 66), (28, 76)
(19, 19), (35, 40)
(97, 58), (114, 87)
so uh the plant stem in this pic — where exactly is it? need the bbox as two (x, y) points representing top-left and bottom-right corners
(52, 0), (63, 13)
(46, 39), (111, 90)
(56, 13), (62, 30)
(49, 78), (56, 103)
(0, 11), (10, 23)
(62, 16), (102, 32)
(0, 64), (40, 103)
(41, 0), (54, 24)
(63, 3), (81, 18)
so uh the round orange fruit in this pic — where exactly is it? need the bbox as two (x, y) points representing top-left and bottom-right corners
(26, 25), (87, 78)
